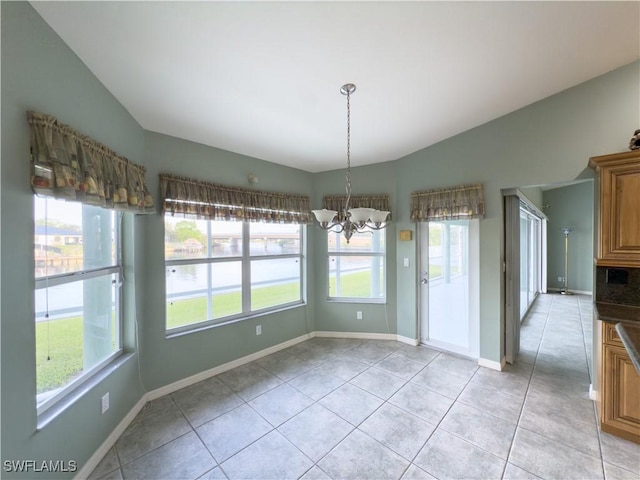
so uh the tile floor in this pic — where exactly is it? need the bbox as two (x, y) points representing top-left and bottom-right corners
(88, 294), (640, 480)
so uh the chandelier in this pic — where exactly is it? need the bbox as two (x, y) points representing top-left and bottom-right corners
(312, 83), (390, 243)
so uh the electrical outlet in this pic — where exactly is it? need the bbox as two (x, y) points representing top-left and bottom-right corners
(356, 311), (363, 320)
(101, 392), (109, 414)
(558, 276), (564, 283)
(256, 325), (262, 335)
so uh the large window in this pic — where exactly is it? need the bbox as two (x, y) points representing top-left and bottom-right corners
(327, 229), (386, 301)
(165, 216), (304, 331)
(34, 196), (122, 414)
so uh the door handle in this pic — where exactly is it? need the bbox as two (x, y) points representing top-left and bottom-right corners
(421, 278), (428, 285)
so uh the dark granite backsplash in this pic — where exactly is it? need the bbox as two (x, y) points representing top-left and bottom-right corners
(596, 267), (640, 306)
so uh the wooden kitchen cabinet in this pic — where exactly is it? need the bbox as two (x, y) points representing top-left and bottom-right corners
(589, 150), (640, 267)
(600, 322), (640, 443)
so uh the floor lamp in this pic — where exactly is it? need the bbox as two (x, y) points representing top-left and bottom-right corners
(560, 227), (573, 295)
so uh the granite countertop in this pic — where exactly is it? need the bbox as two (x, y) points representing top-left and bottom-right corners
(594, 302), (640, 324)
(615, 323), (640, 374)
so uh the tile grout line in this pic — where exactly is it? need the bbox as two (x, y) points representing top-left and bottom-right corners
(500, 293), (553, 479)
(579, 296), (609, 480)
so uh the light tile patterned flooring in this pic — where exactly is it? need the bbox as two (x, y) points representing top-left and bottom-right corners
(89, 294), (640, 480)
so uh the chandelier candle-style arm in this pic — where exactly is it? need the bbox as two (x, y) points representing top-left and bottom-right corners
(312, 83), (391, 243)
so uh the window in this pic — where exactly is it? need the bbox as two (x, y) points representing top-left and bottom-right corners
(327, 229), (386, 301)
(34, 196), (122, 414)
(165, 216), (304, 332)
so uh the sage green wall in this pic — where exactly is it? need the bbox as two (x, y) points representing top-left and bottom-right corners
(393, 61), (638, 362)
(312, 162), (398, 335)
(140, 132), (314, 390)
(519, 187), (544, 210)
(1, 2), (146, 476)
(2, 1), (639, 476)
(312, 61), (638, 362)
(543, 182), (595, 293)
(1, 3), (315, 474)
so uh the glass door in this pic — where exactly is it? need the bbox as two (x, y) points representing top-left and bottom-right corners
(419, 220), (479, 358)
(519, 203), (542, 320)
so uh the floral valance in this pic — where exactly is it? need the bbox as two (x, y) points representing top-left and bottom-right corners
(27, 111), (154, 213)
(160, 174), (313, 224)
(323, 194), (392, 222)
(411, 184), (484, 222)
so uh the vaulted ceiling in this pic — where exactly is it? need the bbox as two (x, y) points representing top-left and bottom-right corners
(32, 1), (640, 172)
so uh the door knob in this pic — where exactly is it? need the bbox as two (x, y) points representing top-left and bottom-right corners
(420, 278), (428, 285)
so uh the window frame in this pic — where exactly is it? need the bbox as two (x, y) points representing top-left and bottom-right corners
(326, 228), (387, 303)
(164, 218), (305, 334)
(34, 197), (123, 416)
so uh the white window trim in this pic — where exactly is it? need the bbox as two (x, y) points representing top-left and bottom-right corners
(35, 199), (123, 416)
(326, 230), (387, 303)
(165, 219), (305, 334)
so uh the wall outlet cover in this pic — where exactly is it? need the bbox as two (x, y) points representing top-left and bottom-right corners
(101, 393), (109, 414)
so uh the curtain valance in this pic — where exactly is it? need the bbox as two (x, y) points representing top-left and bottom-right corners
(411, 184), (484, 222)
(27, 111), (154, 213)
(160, 174), (313, 224)
(323, 194), (392, 222)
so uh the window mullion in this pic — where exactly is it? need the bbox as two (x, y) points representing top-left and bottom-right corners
(242, 222), (251, 313)
(206, 221), (213, 320)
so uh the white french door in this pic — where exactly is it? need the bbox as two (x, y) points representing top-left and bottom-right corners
(419, 220), (479, 358)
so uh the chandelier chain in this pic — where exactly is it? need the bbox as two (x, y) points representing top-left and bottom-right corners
(310, 82), (389, 243)
(344, 88), (352, 212)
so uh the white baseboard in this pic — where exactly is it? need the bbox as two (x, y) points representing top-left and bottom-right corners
(74, 396), (147, 480)
(313, 331), (419, 345)
(478, 357), (505, 371)
(397, 335), (419, 346)
(547, 288), (593, 296)
(312, 330), (397, 341)
(76, 330), (420, 477)
(147, 333), (311, 401)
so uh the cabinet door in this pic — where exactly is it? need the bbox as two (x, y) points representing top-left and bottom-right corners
(598, 163), (640, 266)
(602, 343), (640, 443)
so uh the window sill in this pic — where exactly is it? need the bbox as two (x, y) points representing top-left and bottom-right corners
(326, 298), (387, 304)
(165, 302), (307, 339)
(37, 353), (136, 431)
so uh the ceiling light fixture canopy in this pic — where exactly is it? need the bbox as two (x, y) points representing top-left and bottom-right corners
(312, 84), (390, 243)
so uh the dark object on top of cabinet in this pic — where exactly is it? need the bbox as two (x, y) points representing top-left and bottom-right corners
(630, 129), (640, 151)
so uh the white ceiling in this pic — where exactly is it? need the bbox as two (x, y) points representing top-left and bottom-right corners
(32, 1), (639, 173)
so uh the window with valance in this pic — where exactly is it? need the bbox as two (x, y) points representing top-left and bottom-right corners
(27, 111), (154, 213)
(160, 174), (313, 224)
(160, 174), (312, 332)
(320, 194), (390, 302)
(27, 111), (154, 416)
(410, 184), (484, 222)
